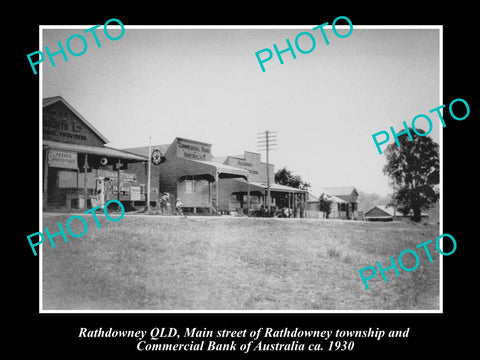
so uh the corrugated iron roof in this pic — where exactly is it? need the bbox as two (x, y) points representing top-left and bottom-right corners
(43, 140), (148, 162)
(365, 205), (394, 217)
(190, 159), (249, 179)
(245, 181), (306, 193)
(365, 205), (429, 217)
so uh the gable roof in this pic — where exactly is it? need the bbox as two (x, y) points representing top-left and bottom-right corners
(365, 205), (429, 217)
(322, 186), (359, 197)
(365, 205), (394, 217)
(43, 96), (109, 144)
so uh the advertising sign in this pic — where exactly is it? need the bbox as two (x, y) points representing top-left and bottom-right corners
(47, 150), (78, 169)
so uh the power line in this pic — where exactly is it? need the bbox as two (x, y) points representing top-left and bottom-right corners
(256, 130), (277, 216)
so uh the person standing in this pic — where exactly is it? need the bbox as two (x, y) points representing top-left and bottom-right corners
(175, 198), (184, 216)
(160, 193), (168, 215)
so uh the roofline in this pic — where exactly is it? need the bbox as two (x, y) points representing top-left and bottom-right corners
(225, 155), (273, 166)
(175, 137), (212, 147)
(43, 140), (148, 162)
(43, 96), (109, 144)
(244, 150), (261, 155)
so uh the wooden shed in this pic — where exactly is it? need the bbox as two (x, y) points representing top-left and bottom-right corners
(364, 205), (394, 221)
(364, 205), (430, 222)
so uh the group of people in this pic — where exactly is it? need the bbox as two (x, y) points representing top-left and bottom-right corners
(159, 193), (183, 216)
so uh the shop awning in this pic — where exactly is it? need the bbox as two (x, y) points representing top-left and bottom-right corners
(43, 140), (149, 163)
(231, 179), (306, 194)
(230, 179), (266, 195)
(176, 158), (249, 181)
(269, 183), (307, 193)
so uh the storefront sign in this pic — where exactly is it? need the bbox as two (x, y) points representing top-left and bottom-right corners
(48, 150), (78, 169)
(130, 186), (141, 201)
(97, 170), (136, 182)
(230, 158), (260, 176)
(177, 139), (212, 161)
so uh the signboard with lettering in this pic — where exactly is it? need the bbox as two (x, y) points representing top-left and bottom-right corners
(176, 139), (212, 161)
(130, 186), (141, 200)
(47, 150), (78, 169)
(228, 158), (263, 180)
(43, 101), (106, 146)
(97, 170), (137, 182)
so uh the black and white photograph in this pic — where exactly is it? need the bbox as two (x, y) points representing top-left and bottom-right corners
(39, 25), (441, 312)
(16, 5), (475, 357)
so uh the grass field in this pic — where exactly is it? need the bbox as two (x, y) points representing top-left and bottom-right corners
(42, 214), (440, 311)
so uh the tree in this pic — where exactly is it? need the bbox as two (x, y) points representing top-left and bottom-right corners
(319, 193), (333, 218)
(275, 167), (304, 188)
(383, 128), (439, 222)
(274, 167), (310, 209)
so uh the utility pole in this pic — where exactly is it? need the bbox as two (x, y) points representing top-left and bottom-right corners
(388, 176), (397, 220)
(257, 130), (277, 216)
(147, 136), (152, 213)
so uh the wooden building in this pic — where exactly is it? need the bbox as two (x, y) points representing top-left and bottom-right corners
(364, 205), (394, 221)
(42, 96), (149, 210)
(307, 186), (360, 219)
(125, 144), (307, 216)
(364, 205), (429, 222)
(213, 151), (307, 216)
(125, 138), (249, 214)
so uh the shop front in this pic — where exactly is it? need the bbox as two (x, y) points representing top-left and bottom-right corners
(125, 137), (249, 214)
(43, 96), (149, 210)
(214, 151), (307, 217)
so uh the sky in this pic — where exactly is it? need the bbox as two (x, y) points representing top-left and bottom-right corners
(42, 25), (440, 197)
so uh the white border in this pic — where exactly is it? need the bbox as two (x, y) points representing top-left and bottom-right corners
(38, 24), (443, 314)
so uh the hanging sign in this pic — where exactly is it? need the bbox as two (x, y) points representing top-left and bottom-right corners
(151, 149), (163, 165)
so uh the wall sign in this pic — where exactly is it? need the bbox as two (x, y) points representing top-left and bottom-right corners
(176, 139), (212, 161)
(47, 150), (78, 169)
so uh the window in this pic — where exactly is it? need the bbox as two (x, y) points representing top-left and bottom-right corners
(185, 180), (195, 194)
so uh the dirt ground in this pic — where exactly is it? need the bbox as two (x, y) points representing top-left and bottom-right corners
(41, 214), (440, 311)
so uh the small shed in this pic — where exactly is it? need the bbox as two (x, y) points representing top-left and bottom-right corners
(364, 205), (430, 222)
(364, 205), (394, 221)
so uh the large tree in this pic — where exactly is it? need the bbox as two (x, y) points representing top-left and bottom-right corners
(383, 128), (439, 222)
(274, 167), (310, 209)
(275, 167), (304, 188)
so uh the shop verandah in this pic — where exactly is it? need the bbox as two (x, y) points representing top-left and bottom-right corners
(124, 137), (308, 217)
(43, 140), (149, 210)
(176, 158), (251, 214)
(220, 179), (308, 217)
